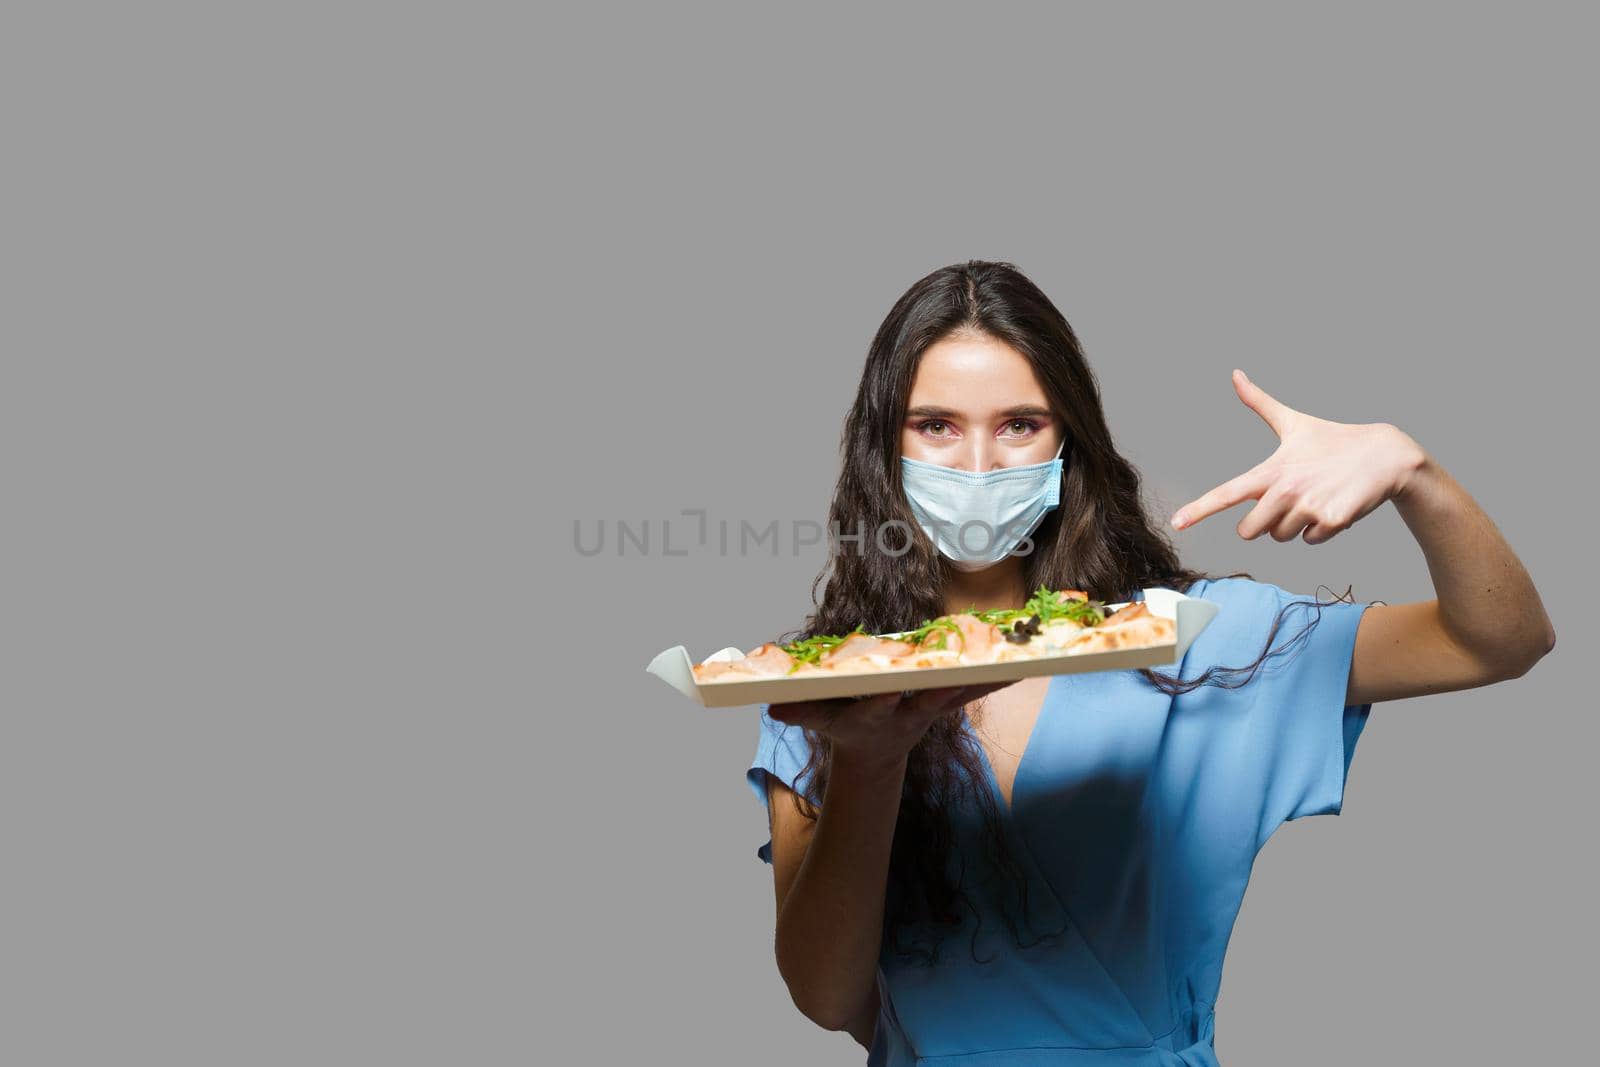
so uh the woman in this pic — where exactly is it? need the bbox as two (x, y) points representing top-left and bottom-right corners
(746, 261), (1555, 1066)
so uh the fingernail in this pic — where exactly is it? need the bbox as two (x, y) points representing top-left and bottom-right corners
(1171, 513), (1186, 529)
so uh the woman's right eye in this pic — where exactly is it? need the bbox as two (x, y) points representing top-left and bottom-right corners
(920, 420), (949, 436)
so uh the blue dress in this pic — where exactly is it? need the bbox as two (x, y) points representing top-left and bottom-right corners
(746, 577), (1373, 1066)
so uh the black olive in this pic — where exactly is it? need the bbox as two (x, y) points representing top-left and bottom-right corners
(1012, 619), (1028, 634)
(1004, 630), (1030, 644)
(1026, 614), (1042, 633)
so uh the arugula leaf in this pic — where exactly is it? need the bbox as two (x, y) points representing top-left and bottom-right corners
(902, 615), (965, 653)
(781, 625), (867, 672)
(774, 590), (1106, 671)
(1022, 586), (1106, 627)
(966, 605), (1028, 627)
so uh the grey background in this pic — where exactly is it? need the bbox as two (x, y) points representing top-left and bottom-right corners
(4, 3), (1592, 1065)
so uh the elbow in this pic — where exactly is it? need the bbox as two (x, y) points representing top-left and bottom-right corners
(782, 985), (857, 1033)
(809, 1005), (858, 1034)
(776, 958), (867, 1033)
(1504, 623), (1556, 680)
(1531, 617), (1557, 667)
(775, 926), (876, 1033)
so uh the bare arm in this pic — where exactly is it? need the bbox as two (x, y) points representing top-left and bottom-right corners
(761, 684), (1002, 1033)
(768, 760), (901, 1034)
(1345, 454), (1556, 705)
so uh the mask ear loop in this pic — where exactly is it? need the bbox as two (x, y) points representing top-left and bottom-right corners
(1049, 436), (1068, 507)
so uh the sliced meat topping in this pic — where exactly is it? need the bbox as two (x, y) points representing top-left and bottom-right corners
(732, 642), (801, 676)
(1103, 601), (1150, 624)
(821, 633), (918, 664)
(953, 613), (1003, 662)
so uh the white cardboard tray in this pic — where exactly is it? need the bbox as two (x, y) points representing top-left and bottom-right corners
(646, 587), (1219, 708)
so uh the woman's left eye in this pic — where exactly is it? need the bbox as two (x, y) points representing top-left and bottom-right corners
(1003, 419), (1039, 437)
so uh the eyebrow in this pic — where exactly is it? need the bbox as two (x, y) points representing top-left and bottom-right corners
(905, 405), (1055, 420)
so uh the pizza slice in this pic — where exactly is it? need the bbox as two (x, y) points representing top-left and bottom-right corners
(690, 587), (1175, 682)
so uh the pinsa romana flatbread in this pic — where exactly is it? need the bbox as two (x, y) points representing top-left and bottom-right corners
(691, 588), (1175, 683)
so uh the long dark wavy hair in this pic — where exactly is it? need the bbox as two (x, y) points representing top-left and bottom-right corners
(777, 260), (1362, 968)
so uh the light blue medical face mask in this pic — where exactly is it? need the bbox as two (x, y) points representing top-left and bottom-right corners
(900, 440), (1066, 572)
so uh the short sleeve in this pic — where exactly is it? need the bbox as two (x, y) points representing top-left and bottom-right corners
(1243, 579), (1374, 843)
(1186, 577), (1374, 851)
(745, 705), (817, 865)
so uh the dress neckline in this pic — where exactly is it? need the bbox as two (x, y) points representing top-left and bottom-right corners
(965, 672), (1062, 822)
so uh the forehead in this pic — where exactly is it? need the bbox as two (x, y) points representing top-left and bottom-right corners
(907, 333), (1048, 409)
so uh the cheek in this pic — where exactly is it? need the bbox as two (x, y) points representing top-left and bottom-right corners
(900, 429), (933, 462)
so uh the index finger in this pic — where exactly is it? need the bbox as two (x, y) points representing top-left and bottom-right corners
(1172, 465), (1273, 530)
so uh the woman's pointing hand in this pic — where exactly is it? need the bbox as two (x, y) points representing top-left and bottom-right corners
(1169, 369), (1428, 546)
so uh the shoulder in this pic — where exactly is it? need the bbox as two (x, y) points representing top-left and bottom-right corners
(1184, 575), (1309, 614)
(1183, 574), (1266, 601)
(1180, 576), (1320, 657)
(1180, 575), (1370, 676)
(1193, 575), (1366, 620)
